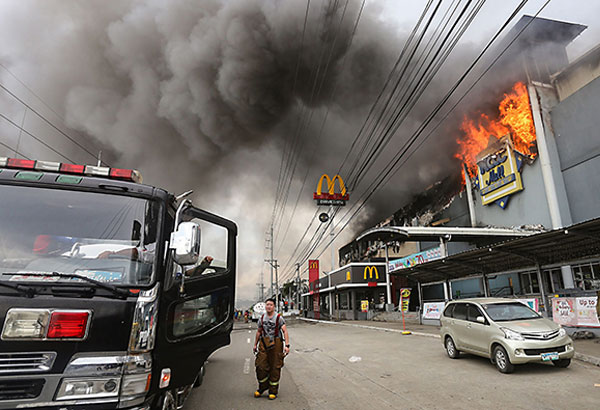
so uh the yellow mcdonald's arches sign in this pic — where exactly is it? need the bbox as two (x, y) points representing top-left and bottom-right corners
(314, 174), (349, 205)
(363, 266), (379, 280)
(309, 260), (319, 270)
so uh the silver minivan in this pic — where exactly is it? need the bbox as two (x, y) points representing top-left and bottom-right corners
(440, 298), (575, 373)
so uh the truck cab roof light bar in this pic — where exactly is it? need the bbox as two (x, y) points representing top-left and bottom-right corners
(0, 157), (143, 183)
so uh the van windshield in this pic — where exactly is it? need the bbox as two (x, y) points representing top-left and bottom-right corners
(0, 184), (159, 286)
(482, 302), (541, 321)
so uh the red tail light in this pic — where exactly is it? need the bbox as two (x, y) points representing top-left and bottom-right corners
(7, 158), (35, 169)
(47, 311), (90, 339)
(59, 163), (85, 174)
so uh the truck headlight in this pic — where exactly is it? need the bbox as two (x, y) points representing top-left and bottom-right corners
(501, 327), (524, 341)
(56, 377), (120, 400)
(122, 372), (152, 397)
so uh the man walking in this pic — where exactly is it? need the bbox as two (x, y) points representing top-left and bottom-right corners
(253, 298), (290, 400)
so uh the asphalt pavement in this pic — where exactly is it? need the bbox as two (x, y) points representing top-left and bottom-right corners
(186, 319), (600, 409)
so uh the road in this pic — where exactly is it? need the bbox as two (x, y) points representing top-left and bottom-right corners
(187, 320), (600, 409)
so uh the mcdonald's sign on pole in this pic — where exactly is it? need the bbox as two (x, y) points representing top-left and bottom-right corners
(314, 174), (349, 206)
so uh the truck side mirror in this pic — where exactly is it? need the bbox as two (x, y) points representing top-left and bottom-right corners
(170, 222), (201, 266)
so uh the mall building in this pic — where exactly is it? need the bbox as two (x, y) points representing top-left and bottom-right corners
(303, 16), (600, 326)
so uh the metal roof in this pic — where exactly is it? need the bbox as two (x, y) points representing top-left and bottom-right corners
(356, 226), (539, 244)
(390, 218), (600, 283)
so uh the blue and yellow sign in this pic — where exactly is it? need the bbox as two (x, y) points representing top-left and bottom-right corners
(475, 142), (524, 209)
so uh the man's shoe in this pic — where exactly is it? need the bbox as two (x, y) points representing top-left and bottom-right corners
(268, 394), (277, 400)
(254, 391), (262, 398)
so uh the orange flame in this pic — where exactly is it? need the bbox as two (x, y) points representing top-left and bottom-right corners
(456, 82), (537, 180)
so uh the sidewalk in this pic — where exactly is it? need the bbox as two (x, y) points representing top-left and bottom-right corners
(300, 318), (600, 367)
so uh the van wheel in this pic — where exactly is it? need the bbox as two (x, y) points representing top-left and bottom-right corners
(445, 336), (460, 359)
(553, 359), (571, 368)
(493, 346), (514, 373)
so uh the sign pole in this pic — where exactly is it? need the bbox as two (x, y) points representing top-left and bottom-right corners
(385, 243), (392, 310)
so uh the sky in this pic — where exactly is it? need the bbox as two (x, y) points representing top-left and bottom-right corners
(1, 0), (599, 307)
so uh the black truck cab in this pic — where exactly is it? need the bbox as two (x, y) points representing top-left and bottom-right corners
(0, 157), (237, 409)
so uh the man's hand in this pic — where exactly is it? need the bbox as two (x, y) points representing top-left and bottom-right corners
(202, 256), (214, 264)
(284, 346), (290, 355)
(253, 345), (258, 355)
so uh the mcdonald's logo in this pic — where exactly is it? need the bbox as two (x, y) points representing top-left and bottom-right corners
(309, 261), (319, 270)
(363, 266), (379, 280)
(313, 174), (349, 201)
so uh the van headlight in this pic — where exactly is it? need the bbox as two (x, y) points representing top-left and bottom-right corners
(501, 327), (524, 341)
(558, 327), (567, 337)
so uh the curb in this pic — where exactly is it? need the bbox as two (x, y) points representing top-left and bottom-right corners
(299, 318), (600, 367)
(299, 317), (440, 339)
(574, 352), (600, 367)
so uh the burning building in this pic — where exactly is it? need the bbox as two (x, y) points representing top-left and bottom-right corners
(306, 16), (600, 325)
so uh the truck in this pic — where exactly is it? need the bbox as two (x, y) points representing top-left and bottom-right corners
(0, 157), (237, 409)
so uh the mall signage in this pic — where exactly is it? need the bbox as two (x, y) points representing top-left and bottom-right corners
(474, 137), (525, 209)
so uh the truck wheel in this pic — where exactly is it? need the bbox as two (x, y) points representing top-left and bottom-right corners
(553, 359), (571, 368)
(161, 390), (176, 410)
(493, 346), (514, 373)
(193, 365), (205, 388)
(445, 336), (460, 359)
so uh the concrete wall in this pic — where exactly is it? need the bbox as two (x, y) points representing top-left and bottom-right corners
(553, 44), (600, 101)
(552, 75), (600, 223)
(471, 159), (553, 229)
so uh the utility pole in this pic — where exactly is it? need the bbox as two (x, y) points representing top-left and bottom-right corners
(264, 258), (280, 312)
(295, 263), (300, 310)
(329, 205), (335, 272)
(269, 225), (274, 297)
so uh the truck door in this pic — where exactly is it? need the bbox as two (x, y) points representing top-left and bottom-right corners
(154, 206), (237, 391)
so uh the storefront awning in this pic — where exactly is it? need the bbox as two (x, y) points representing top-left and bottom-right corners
(355, 226), (538, 245)
(390, 218), (600, 283)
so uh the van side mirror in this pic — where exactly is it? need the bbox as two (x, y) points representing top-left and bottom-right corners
(170, 222), (201, 266)
(476, 316), (485, 324)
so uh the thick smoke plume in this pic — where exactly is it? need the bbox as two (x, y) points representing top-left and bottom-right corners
(0, 0), (479, 300)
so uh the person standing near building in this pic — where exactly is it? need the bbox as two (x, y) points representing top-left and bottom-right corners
(253, 298), (290, 400)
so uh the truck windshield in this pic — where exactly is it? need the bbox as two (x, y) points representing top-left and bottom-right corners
(482, 302), (541, 321)
(0, 184), (159, 286)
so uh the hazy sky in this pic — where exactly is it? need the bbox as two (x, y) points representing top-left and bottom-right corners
(1, 1), (599, 306)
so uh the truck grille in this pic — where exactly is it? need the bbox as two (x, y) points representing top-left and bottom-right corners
(0, 352), (56, 374)
(521, 329), (559, 340)
(524, 345), (566, 356)
(0, 379), (45, 400)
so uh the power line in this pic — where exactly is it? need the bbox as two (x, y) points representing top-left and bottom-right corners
(302, 0), (544, 269)
(0, 112), (76, 163)
(274, 0), (367, 254)
(0, 81), (108, 166)
(0, 139), (30, 160)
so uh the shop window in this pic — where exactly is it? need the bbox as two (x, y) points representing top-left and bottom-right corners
(452, 278), (483, 299)
(573, 262), (600, 290)
(339, 292), (349, 310)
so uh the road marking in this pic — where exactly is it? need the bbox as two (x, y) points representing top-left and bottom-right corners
(247, 338), (251, 344)
(243, 358), (251, 374)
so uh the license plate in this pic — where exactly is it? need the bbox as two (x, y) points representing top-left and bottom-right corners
(541, 352), (559, 361)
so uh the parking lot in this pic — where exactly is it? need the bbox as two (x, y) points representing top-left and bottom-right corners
(189, 320), (600, 409)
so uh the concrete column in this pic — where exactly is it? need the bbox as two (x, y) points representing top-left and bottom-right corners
(417, 281), (424, 325)
(351, 290), (357, 320)
(536, 263), (548, 316)
(443, 281), (450, 301)
(528, 83), (574, 289)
